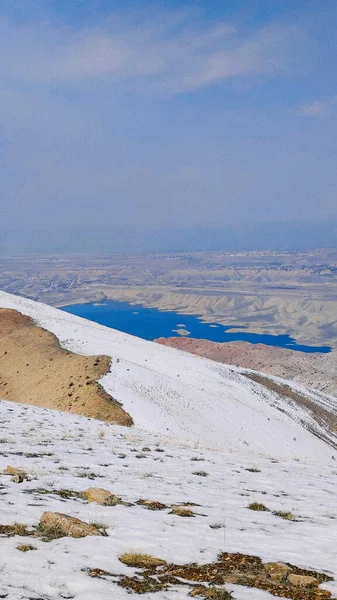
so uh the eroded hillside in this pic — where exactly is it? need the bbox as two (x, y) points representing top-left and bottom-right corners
(0, 308), (132, 425)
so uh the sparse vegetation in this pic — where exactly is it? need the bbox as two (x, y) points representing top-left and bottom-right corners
(136, 499), (167, 510)
(17, 544), (36, 552)
(248, 502), (269, 512)
(76, 469), (99, 479)
(119, 552), (167, 568)
(105, 550), (333, 599)
(37, 521), (66, 542)
(273, 510), (295, 520)
(88, 520), (109, 535)
(170, 506), (195, 517)
(0, 522), (32, 538)
(190, 587), (232, 599)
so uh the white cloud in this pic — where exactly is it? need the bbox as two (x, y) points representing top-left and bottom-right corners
(298, 99), (337, 118)
(0, 14), (289, 94)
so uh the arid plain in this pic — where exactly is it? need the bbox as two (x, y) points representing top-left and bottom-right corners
(1, 249), (336, 348)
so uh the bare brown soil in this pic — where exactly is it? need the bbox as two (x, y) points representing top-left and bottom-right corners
(0, 309), (132, 425)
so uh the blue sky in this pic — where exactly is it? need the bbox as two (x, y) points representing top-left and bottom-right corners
(0, 0), (336, 252)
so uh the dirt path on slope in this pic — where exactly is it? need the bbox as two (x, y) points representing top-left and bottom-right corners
(244, 372), (337, 450)
(0, 309), (132, 425)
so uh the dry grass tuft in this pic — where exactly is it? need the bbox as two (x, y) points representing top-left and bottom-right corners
(11, 522), (30, 536)
(88, 520), (109, 535)
(170, 506), (195, 517)
(0, 522), (32, 537)
(189, 587), (232, 599)
(136, 499), (167, 511)
(17, 544), (36, 552)
(37, 522), (66, 542)
(273, 510), (295, 520)
(119, 552), (167, 569)
(248, 502), (269, 512)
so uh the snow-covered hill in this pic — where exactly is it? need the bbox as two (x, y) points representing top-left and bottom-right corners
(0, 291), (336, 600)
(0, 290), (336, 462)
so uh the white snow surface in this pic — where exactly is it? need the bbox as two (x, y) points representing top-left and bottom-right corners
(0, 290), (336, 462)
(0, 402), (336, 600)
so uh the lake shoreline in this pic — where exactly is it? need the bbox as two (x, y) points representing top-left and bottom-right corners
(61, 299), (332, 354)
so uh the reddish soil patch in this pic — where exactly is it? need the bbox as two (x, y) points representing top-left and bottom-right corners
(156, 337), (337, 397)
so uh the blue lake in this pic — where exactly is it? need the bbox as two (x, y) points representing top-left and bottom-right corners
(61, 300), (331, 354)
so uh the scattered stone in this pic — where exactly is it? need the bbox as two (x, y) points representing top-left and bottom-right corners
(84, 487), (121, 506)
(287, 574), (319, 587)
(39, 512), (103, 539)
(264, 562), (291, 580)
(5, 466), (28, 482)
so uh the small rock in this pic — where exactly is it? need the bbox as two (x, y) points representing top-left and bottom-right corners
(5, 466), (28, 482)
(39, 511), (102, 538)
(5, 466), (24, 476)
(287, 574), (318, 587)
(84, 487), (120, 505)
(264, 562), (291, 581)
(12, 474), (25, 483)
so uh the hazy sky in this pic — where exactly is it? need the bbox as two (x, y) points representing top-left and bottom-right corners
(0, 0), (336, 252)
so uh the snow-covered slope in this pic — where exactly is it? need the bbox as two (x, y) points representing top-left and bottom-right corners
(0, 291), (336, 462)
(0, 291), (336, 600)
(0, 401), (336, 600)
